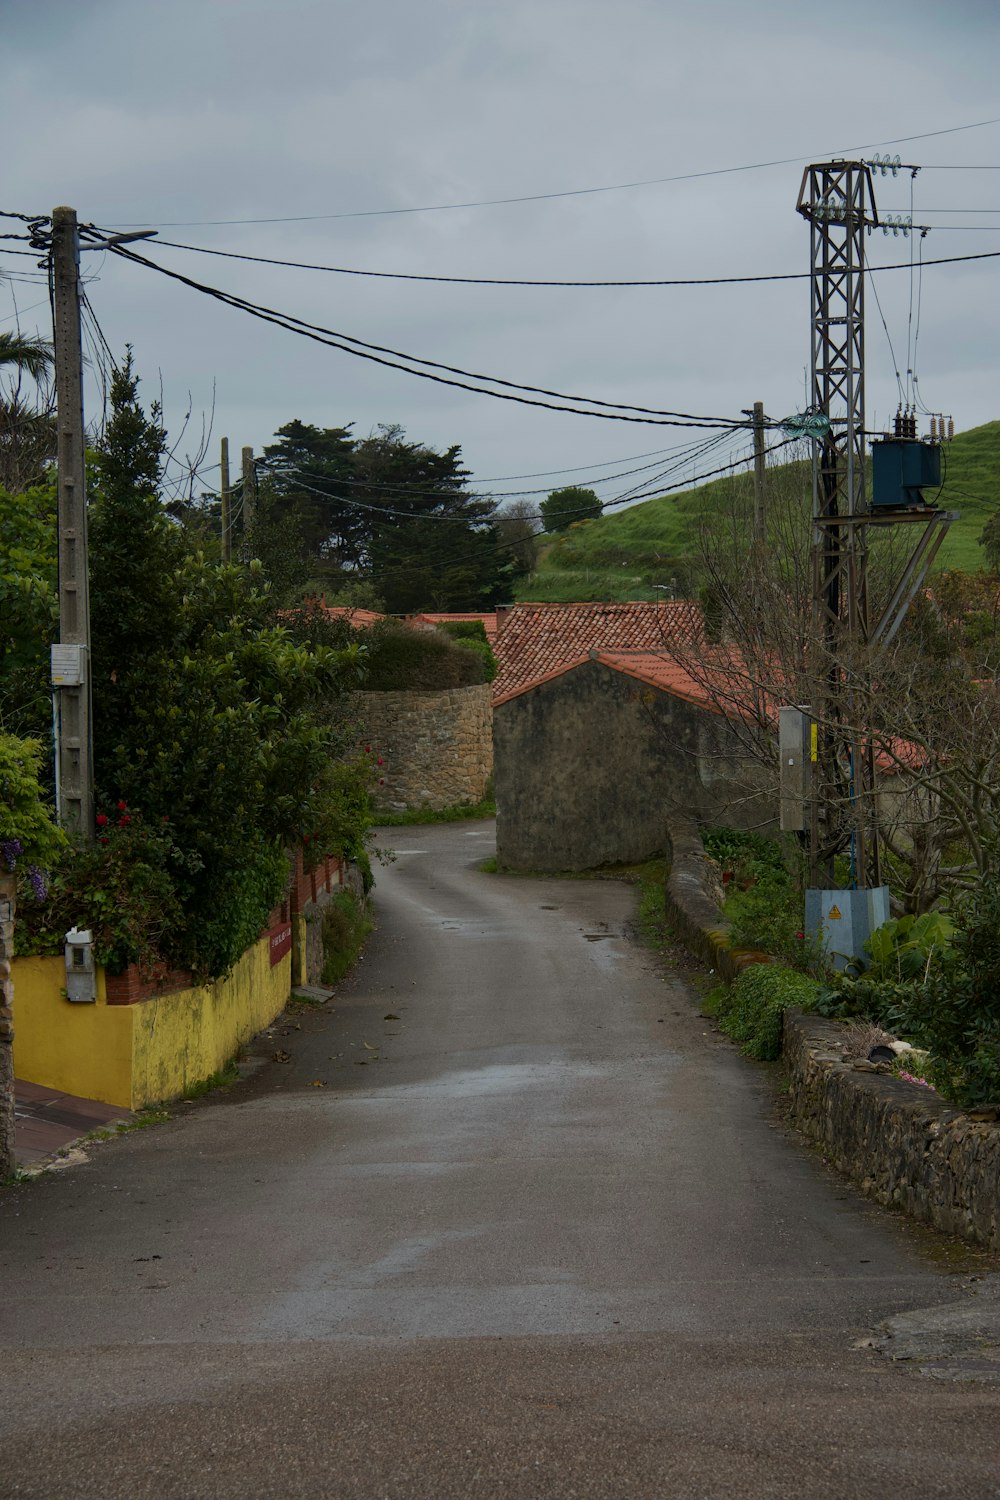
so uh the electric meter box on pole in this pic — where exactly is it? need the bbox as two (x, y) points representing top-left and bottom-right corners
(50, 643), (86, 687)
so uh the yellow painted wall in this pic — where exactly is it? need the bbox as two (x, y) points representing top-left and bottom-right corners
(13, 939), (291, 1110)
(13, 956), (135, 1108)
(129, 940), (290, 1108)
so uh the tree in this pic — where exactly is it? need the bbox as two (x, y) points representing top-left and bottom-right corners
(78, 357), (372, 978)
(348, 424), (511, 613)
(0, 480), (57, 736)
(495, 498), (542, 577)
(978, 513), (1000, 571)
(539, 486), (602, 534)
(662, 454), (1000, 913)
(261, 419), (360, 573)
(0, 331), (56, 493)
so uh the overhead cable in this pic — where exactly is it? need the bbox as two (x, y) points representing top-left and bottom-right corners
(149, 237), (1000, 286)
(101, 115), (1000, 227)
(99, 239), (746, 429)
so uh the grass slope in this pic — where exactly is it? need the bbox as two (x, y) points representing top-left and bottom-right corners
(516, 423), (999, 602)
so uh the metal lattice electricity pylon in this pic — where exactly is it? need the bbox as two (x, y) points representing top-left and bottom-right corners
(797, 161), (880, 886)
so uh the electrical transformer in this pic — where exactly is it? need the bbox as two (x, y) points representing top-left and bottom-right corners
(870, 437), (942, 510)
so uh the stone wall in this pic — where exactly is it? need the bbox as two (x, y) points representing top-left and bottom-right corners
(356, 684), (492, 812)
(662, 809), (1000, 1254)
(784, 1012), (1000, 1252)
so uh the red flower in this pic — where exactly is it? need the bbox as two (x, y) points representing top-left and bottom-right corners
(364, 744), (371, 753)
(99, 837), (109, 846)
(116, 800), (127, 812)
(795, 931), (805, 940)
(376, 757), (384, 766)
(118, 814), (131, 827)
(96, 813), (109, 827)
(379, 778), (385, 785)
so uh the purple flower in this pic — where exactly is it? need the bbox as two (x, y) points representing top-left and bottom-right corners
(0, 837), (23, 872)
(28, 865), (48, 903)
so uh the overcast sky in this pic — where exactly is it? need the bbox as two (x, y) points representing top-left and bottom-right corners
(4, 0), (999, 510)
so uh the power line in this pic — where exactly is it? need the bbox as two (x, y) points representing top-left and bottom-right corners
(153, 237), (812, 286)
(260, 433), (729, 505)
(99, 239), (746, 429)
(97, 115), (1000, 227)
(330, 434), (800, 586)
(142, 234), (1000, 286)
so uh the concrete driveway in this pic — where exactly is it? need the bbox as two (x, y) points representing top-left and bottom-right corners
(1, 820), (998, 1498)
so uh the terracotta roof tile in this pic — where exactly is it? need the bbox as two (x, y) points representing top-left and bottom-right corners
(407, 612), (499, 643)
(318, 606), (387, 629)
(492, 600), (703, 702)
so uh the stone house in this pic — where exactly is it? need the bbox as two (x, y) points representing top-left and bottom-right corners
(493, 648), (775, 872)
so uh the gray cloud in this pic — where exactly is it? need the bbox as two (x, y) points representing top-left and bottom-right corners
(4, 0), (998, 497)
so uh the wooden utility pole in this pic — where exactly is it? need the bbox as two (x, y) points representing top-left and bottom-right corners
(220, 436), (231, 562)
(752, 400), (766, 543)
(241, 445), (257, 537)
(51, 206), (94, 838)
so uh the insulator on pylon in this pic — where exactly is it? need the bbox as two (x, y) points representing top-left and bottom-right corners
(930, 416), (938, 440)
(948, 418), (955, 441)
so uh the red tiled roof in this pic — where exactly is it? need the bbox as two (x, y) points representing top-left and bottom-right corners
(407, 611), (499, 643)
(492, 600), (703, 703)
(318, 606), (386, 629)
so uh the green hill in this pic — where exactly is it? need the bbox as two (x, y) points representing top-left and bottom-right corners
(516, 421), (1000, 602)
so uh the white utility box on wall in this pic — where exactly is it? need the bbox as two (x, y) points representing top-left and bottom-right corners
(64, 926), (97, 1003)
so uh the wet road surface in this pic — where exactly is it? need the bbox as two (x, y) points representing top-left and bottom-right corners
(1, 820), (998, 1497)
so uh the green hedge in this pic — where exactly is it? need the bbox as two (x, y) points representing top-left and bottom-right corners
(718, 964), (820, 1061)
(358, 619), (489, 690)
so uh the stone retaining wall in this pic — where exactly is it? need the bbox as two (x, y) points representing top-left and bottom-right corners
(784, 1012), (1000, 1252)
(356, 684), (492, 811)
(663, 806), (1000, 1253)
(664, 809), (771, 982)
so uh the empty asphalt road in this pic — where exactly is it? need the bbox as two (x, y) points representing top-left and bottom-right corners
(1, 820), (998, 1498)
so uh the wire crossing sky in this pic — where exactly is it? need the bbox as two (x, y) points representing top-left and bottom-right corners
(3, 0), (999, 493)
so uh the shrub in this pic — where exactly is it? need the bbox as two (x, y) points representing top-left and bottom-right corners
(437, 619), (497, 682)
(358, 619), (488, 690)
(702, 826), (826, 973)
(717, 964), (820, 1061)
(903, 879), (1000, 1108)
(320, 889), (373, 986)
(0, 733), (65, 878)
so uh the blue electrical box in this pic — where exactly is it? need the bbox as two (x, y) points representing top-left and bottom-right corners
(871, 438), (942, 509)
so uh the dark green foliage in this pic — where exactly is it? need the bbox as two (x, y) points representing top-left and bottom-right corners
(816, 912), (956, 1025)
(702, 826), (786, 880)
(717, 964), (820, 1060)
(703, 826), (814, 970)
(978, 514), (1000, 571)
(44, 356), (377, 981)
(261, 419), (513, 611)
(358, 619), (489, 690)
(904, 881), (1000, 1107)
(0, 733), (65, 871)
(89, 353), (185, 677)
(539, 486), (602, 533)
(261, 419), (360, 567)
(0, 481), (57, 735)
(15, 810), (184, 974)
(437, 619), (497, 682)
(320, 888), (373, 987)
